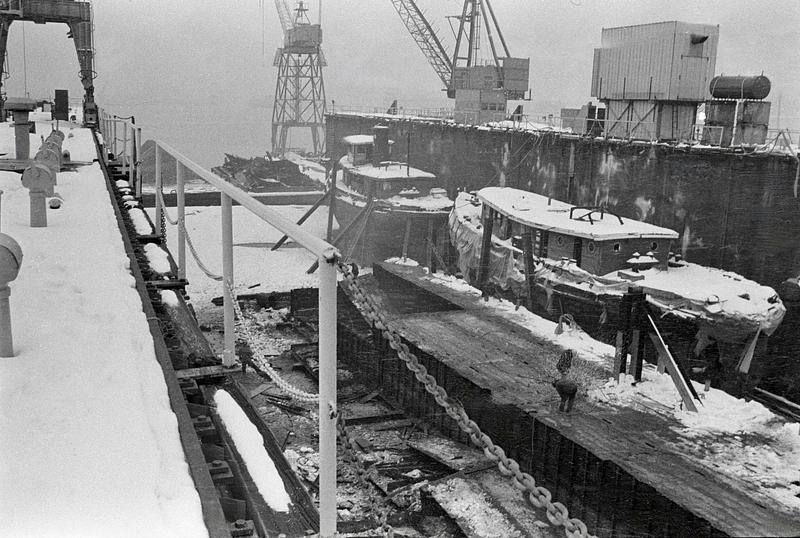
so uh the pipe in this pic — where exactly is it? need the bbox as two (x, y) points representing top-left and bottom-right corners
(317, 257), (337, 537)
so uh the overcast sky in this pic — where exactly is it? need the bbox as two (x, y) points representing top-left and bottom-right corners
(2, 0), (797, 166)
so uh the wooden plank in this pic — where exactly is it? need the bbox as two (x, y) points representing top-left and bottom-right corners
(175, 364), (239, 380)
(647, 315), (699, 412)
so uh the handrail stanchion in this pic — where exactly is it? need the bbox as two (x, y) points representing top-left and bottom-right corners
(135, 127), (143, 198)
(111, 118), (117, 158)
(176, 161), (186, 280)
(127, 123), (134, 186)
(221, 192), (236, 367)
(122, 121), (128, 168)
(154, 144), (162, 234)
(318, 257), (337, 538)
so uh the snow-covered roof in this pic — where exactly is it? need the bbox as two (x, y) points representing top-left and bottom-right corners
(342, 134), (374, 146)
(478, 186), (679, 241)
(341, 157), (436, 181)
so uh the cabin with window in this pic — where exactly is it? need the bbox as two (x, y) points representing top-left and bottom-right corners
(478, 187), (679, 276)
(339, 130), (439, 201)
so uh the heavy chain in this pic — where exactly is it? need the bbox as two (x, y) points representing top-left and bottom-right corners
(155, 188), (223, 281)
(335, 416), (394, 537)
(225, 280), (319, 403)
(336, 262), (594, 538)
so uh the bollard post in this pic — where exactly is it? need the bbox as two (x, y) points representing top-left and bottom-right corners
(221, 192), (235, 367)
(155, 144), (162, 234)
(318, 257), (338, 538)
(176, 161), (186, 280)
(0, 233), (22, 358)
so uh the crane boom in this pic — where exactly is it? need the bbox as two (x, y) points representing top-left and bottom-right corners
(274, 0), (293, 32)
(389, 0), (452, 90)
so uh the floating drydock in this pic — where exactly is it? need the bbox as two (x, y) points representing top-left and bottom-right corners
(336, 261), (800, 538)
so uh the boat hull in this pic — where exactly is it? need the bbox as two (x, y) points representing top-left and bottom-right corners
(332, 189), (451, 267)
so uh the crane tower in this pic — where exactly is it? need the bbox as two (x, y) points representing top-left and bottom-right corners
(390, 0), (529, 123)
(271, 0), (326, 156)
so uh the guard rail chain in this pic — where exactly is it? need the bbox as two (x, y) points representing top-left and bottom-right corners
(156, 188), (223, 281)
(336, 262), (595, 538)
(225, 279), (319, 403)
(335, 415), (394, 537)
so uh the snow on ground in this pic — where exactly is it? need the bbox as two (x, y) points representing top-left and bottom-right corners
(385, 260), (800, 512)
(213, 390), (291, 512)
(149, 203), (334, 317)
(0, 119), (207, 536)
(591, 367), (800, 511)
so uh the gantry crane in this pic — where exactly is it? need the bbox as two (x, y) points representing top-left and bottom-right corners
(389, 0), (529, 122)
(271, 0), (326, 156)
(0, 0), (97, 125)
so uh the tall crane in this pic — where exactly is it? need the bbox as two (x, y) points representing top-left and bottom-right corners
(271, 0), (326, 156)
(389, 0), (529, 121)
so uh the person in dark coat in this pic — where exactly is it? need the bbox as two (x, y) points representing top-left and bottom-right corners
(553, 349), (578, 412)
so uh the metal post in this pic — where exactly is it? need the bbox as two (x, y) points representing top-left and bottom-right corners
(135, 127), (143, 198)
(221, 192), (236, 367)
(176, 162), (186, 280)
(122, 121), (128, 168)
(155, 145), (162, 232)
(127, 124), (134, 187)
(111, 119), (117, 158)
(317, 257), (337, 537)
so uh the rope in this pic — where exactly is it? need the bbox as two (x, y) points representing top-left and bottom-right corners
(336, 262), (594, 538)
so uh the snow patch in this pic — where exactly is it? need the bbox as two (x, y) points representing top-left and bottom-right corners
(128, 207), (154, 235)
(214, 390), (292, 512)
(145, 243), (172, 274)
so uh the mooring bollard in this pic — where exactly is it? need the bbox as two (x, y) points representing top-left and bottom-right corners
(21, 130), (65, 227)
(0, 233), (22, 357)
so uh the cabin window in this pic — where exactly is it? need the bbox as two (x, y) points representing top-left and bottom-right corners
(650, 241), (659, 252)
(587, 241), (596, 253)
(382, 182), (391, 192)
(613, 242), (621, 253)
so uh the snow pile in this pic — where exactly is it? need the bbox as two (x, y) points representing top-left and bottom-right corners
(129, 207), (154, 235)
(160, 289), (181, 307)
(0, 120), (207, 537)
(145, 243), (172, 274)
(214, 390), (291, 512)
(589, 367), (800, 511)
(385, 256), (419, 267)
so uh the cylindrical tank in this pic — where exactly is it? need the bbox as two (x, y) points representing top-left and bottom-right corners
(709, 75), (771, 100)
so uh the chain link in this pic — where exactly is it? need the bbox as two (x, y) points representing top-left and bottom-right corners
(225, 280), (319, 403)
(335, 261), (595, 538)
(155, 188), (223, 281)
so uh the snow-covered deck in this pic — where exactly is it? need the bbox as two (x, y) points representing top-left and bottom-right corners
(0, 116), (207, 537)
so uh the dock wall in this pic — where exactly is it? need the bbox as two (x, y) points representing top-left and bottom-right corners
(326, 113), (800, 291)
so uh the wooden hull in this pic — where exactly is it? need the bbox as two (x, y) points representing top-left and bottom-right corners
(332, 190), (451, 267)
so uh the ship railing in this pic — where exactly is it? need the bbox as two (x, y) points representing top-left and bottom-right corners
(96, 111), (341, 537)
(329, 102), (454, 120)
(98, 109), (142, 196)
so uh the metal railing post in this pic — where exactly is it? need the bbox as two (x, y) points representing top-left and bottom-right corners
(111, 118), (117, 158)
(154, 144), (162, 231)
(127, 124), (134, 187)
(221, 192), (236, 367)
(317, 257), (338, 538)
(176, 161), (186, 280)
(135, 127), (143, 198)
(122, 121), (128, 167)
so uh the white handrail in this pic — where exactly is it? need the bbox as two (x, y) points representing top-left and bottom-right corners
(154, 140), (339, 262)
